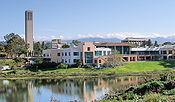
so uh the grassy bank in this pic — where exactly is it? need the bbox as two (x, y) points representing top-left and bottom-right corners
(0, 61), (175, 79)
(15, 61), (175, 73)
(96, 61), (174, 73)
(36, 61), (175, 74)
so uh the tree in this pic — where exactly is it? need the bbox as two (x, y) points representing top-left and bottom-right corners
(141, 41), (147, 47)
(72, 40), (81, 46)
(33, 42), (42, 56)
(147, 39), (152, 47)
(163, 42), (172, 45)
(75, 59), (83, 68)
(154, 41), (159, 47)
(0, 46), (5, 52)
(62, 44), (70, 48)
(104, 50), (123, 68)
(4, 33), (27, 57)
(41, 41), (48, 50)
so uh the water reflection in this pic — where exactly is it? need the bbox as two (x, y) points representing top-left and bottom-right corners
(0, 77), (142, 102)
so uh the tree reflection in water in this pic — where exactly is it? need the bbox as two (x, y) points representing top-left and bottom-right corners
(0, 77), (142, 102)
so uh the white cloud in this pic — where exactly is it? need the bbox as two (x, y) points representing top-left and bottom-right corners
(1, 32), (175, 42)
(29, 32), (175, 41)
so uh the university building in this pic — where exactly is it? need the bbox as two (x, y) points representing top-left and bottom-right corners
(43, 39), (175, 67)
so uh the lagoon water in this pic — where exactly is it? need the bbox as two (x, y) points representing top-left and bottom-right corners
(0, 77), (142, 102)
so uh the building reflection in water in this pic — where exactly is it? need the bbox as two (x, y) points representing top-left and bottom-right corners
(0, 77), (141, 102)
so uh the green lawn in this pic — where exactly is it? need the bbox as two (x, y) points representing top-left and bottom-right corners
(97, 61), (175, 73)
(2, 61), (175, 74)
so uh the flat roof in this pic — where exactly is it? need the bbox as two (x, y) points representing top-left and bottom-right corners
(131, 47), (160, 51)
(94, 42), (133, 46)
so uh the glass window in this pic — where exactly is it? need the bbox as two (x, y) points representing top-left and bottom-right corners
(73, 52), (79, 56)
(95, 51), (102, 56)
(99, 60), (101, 63)
(69, 52), (71, 56)
(62, 59), (64, 63)
(87, 47), (90, 51)
(65, 52), (67, 56)
(69, 59), (71, 63)
(73, 59), (77, 63)
(163, 51), (167, 54)
(57, 53), (60, 56)
(169, 50), (172, 54)
(107, 51), (111, 55)
(85, 52), (93, 63)
(62, 52), (64, 56)
(103, 51), (106, 56)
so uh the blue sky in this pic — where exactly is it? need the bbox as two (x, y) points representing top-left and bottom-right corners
(1, 0), (175, 41)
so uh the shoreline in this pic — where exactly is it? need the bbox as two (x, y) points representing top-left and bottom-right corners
(0, 69), (174, 80)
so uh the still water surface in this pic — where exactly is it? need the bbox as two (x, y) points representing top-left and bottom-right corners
(0, 77), (143, 102)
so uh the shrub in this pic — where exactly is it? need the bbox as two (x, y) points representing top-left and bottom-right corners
(135, 81), (164, 95)
(160, 72), (175, 81)
(57, 63), (68, 69)
(164, 81), (175, 90)
(83, 65), (93, 68)
(13, 58), (26, 63)
(30, 62), (58, 70)
(143, 93), (167, 102)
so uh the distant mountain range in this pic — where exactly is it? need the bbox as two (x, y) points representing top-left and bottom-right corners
(64, 37), (175, 44)
(65, 38), (121, 43)
(151, 37), (175, 43)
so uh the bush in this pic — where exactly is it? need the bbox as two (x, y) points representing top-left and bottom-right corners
(164, 81), (175, 90)
(160, 72), (175, 81)
(57, 63), (68, 69)
(83, 65), (93, 68)
(135, 81), (164, 95)
(143, 94), (167, 102)
(30, 62), (58, 70)
(13, 58), (26, 63)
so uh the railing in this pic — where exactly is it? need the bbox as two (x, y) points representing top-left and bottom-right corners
(122, 54), (161, 56)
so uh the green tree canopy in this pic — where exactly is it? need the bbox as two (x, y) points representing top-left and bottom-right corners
(34, 42), (42, 56)
(62, 44), (70, 48)
(104, 50), (123, 68)
(154, 41), (159, 47)
(4, 33), (27, 57)
(72, 40), (81, 46)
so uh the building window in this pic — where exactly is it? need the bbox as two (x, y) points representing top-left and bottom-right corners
(107, 51), (111, 55)
(95, 60), (97, 63)
(103, 51), (106, 56)
(99, 60), (101, 63)
(65, 52), (67, 56)
(73, 59), (77, 63)
(87, 47), (90, 51)
(85, 52), (93, 63)
(43, 54), (46, 57)
(69, 59), (71, 63)
(163, 51), (167, 54)
(69, 52), (71, 56)
(57, 53), (60, 56)
(62, 52), (64, 56)
(65, 60), (67, 63)
(95, 51), (102, 56)
(169, 50), (172, 54)
(62, 59), (64, 63)
(73, 52), (79, 56)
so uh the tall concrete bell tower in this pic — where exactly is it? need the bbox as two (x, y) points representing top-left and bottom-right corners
(25, 10), (33, 53)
